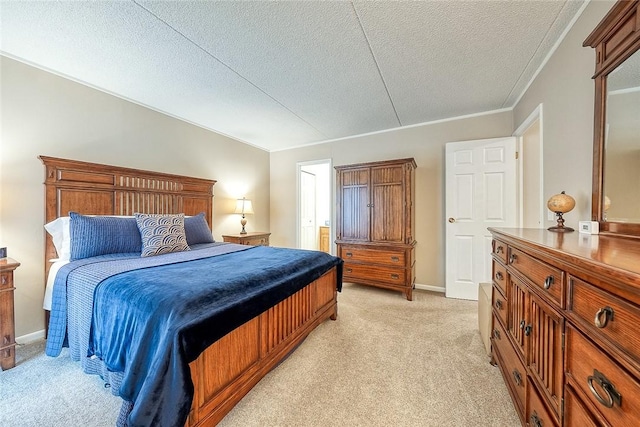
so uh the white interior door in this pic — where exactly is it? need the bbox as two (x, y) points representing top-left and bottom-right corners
(445, 137), (517, 300)
(300, 170), (317, 250)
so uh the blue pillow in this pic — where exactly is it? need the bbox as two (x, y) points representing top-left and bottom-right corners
(69, 212), (142, 260)
(184, 213), (215, 245)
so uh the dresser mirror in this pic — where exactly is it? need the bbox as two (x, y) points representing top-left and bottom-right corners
(585, 0), (640, 236)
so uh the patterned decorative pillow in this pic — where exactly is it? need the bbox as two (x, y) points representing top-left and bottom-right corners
(135, 213), (190, 257)
(184, 212), (215, 245)
(69, 213), (142, 260)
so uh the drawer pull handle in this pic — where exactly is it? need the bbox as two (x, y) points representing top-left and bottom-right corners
(543, 275), (554, 290)
(391, 256), (399, 262)
(346, 268), (353, 274)
(496, 245), (504, 254)
(3, 335), (9, 345)
(524, 324), (533, 337)
(594, 306), (614, 328)
(495, 272), (504, 281)
(588, 369), (621, 408)
(512, 369), (522, 387)
(520, 320), (526, 330)
(529, 412), (543, 427)
(509, 253), (517, 264)
(345, 252), (353, 257)
(495, 300), (503, 310)
(1, 276), (5, 285)
(493, 329), (501, 340)
(390, 274), (399, 280)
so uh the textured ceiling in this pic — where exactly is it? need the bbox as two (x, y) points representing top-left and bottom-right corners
(0, 1), (586, 152)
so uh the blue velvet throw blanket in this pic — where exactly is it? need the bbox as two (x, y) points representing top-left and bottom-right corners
(46, 244), (342, 427)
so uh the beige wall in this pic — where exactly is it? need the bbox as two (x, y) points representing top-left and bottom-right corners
(0, 57), (270, 339)
(270, 112), (513, 289)
(514, 0), (615, 228)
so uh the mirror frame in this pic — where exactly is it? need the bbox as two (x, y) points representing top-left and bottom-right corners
(584, 0), (640, 236)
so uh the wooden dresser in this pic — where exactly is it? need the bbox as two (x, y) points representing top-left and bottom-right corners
(335, 158), (416, 300)
(489, 228), (640, 426)
(222, 232), (270, 246)
(0, 257), (20, 370)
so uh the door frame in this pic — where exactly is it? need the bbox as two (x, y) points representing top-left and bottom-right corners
(513, 103), (545, 227)
(296, 159), (333, 253)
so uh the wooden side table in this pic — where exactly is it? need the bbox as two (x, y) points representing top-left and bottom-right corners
(222, 232), (271, 247)
(0, 257), (20, 370)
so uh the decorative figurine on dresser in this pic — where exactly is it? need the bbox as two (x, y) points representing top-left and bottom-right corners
(489, 1), (640, 425)
(0, 256), (20, 370)
(335, 158), (416, 300)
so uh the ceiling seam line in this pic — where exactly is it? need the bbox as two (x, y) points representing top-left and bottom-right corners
(351, 2), (402, 127)
(130, 0), (329, 139)
(500, 1), (567, 108)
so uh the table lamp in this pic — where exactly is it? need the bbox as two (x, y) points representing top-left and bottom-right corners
(234, 198), (254, 234)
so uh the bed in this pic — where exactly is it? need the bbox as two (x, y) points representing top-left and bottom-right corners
(40, 156), (342, 427)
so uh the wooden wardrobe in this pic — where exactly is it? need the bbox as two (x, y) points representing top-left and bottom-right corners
(335, 158), (416, 300)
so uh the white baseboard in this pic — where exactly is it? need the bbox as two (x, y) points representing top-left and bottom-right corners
(415, 283), (445, 293)
(16, 329), (45, 345)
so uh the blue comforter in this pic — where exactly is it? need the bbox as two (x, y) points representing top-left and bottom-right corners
(46, 244), (342, 427)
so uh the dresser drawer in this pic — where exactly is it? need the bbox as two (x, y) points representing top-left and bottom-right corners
(343, 263), (405, 285)
(0, 273), (13, 290)
(527, 380), (558, 427)
(568, 275), (640, 367)
(492, 316), (526, 415)
(339, 246), (406, 266)
(564, 385), (601, 427)
(493, 260), (507, 296)
(566, 326), (640, 426)
(508, 247), (564, 308)
(492, 239), (508, 264)
(492, 286), (508, 328)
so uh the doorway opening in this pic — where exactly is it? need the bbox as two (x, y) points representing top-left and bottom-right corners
(297, 160), (332, 253)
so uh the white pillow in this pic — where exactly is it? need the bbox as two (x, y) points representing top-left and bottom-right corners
(44, 216), (71, 261)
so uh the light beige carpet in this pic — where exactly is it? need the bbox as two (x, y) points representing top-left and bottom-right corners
(1, 283), (519, 426)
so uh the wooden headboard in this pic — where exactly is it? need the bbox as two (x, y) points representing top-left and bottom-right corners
(40, 156), (216, 280)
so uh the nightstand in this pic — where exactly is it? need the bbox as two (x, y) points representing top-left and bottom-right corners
(222, 232), (271, 246)
(1, 257), (20, 370)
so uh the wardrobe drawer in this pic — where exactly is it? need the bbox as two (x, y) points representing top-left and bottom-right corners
(492, 316), (526, 415)
(492, 286), (508, 328)
(568, 275), (640, 366)
(339, 246), (405, 266)
(493, 260), (507, 296)
(508, 247), (564, 308)
(566, 326), (640, 427)
(343, 263), (405, 285)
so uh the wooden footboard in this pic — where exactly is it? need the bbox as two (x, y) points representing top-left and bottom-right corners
(187, 267), (338, 426)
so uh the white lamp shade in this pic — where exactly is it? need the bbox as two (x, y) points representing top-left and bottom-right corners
(234, 198), (254, 215)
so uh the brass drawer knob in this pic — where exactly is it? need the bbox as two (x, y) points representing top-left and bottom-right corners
(495, 300), (503, 310)
(346, 268), (353, 274)
(493, 329), (501, 340)
(390, 256), (399, 262)
(390, 273), (399, 280)
(345, 252), (353, 257)
(594, 306), (614, 328)
(587, 369), (621, 408)
(543, 275), (554, 290)
(496, 245), (504, 254)
(495, 272), (504, 281)
(509, 253), (517, 264)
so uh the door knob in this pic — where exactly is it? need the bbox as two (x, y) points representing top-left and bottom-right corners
(448, 217), (456, 223)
